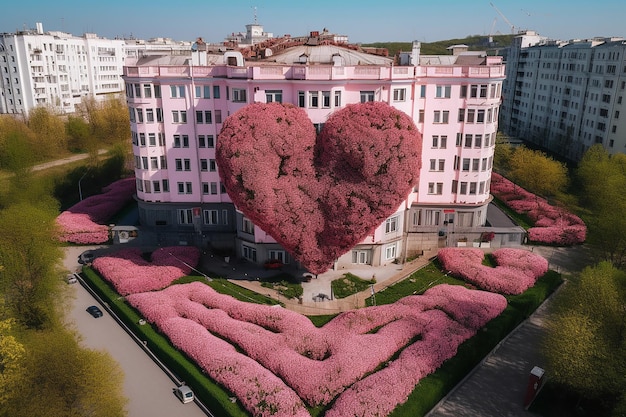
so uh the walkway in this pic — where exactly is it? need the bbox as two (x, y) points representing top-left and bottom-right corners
(202, 249), (439, 315)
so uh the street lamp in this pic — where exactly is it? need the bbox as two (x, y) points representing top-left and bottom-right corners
(78, 168), (89, 201)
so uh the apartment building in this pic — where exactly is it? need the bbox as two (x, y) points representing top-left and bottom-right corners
(123, 35), (508, 269)
(500, 30), (626, 162)
(0, 23), (194, 115)
(0, 22), (126, 115)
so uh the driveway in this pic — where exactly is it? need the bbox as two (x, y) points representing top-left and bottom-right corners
(63, 246), (208, 417)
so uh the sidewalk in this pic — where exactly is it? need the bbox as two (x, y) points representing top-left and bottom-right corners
(202, 249), (438, 315)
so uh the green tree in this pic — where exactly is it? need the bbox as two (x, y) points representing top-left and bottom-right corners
(508, 146), (568, 198)
(0, 203), (62, 329)
(66, 115), (93, 152)
(0, 312), (26, 406)
(1, 328), (127, 417)
(27, 106), (67, 158)
(493, 132), (515, 175)
(577, 145), (626, 267)
(544, 262), (626, 414)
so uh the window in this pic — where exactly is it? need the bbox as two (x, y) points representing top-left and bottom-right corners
(209, 159), (216, 171)
(170, 85), (185, 98)
(232, 88), (247, 102)
(154, 85), (161, 98)
(418, 110), (424, 123)
(242, 245), (257, 262)
(178, 209), (193, 224)
(472, 159), (479, 171)
(334, 91), (342, 107)
(352, 250), (371, 264)
(266, 90), (282, 103)
(143, 84), (152, 98)
(420, 85), (426, 98)
(210, 182), (218, 195)
(477, 110), (485, 123)
(160, 155), (167, 169)
(162, 179), (169, 192)
(464, 134), (472, 148)
(385, 216), (398, 233)
(298, 91), (305, 107)
(195, 85), (210, 98)
(172, 110), (187, 123)
(173, 135), (189, 148)
(156, 108), (163, 122)
(393, 88), (406, 101)
(141, 157), (148, 169)
(136, 109), (144, 123)
(460, 182), (467, 194)
(467, 109), (475, 123)
(322, 91), (331, 108)
(480, 84), (487, 98)
(429, 159), (445, 171)
(433, 110), (449, 123)
(360, 91), (375, 102)
(200, 159), (208, 171)
(474, 134), (482, 148)
(425, 210), (440, 226)
(460, 85), (467, 98)
(469, 182), (477, 195)
(242, 217), (254, 234)
(462, 158), (470, 171)
(269, 250), (288, 263)
(215, 110), (222, 124)
(134, 84), (142, 98)
(175, 159), (183, 171)
(204, 210), (219, 225)
(153, 181), (161, 193)
(385, 243), (397, 260)
(139, 133), (146, 146)
(309, 91), (319, 108)
(435, 85), (451, 98)
(213, 85), (220, 98)
(144, 180), (151, 193)
(458, 108), (465, 122)
(428, 182), (443, 194)
(202, 182), (210, 195)
(150, 157), (158, 169)
(146, 108), (154, 123)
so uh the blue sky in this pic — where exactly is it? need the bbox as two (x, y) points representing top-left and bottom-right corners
(2, 0), (625, 44)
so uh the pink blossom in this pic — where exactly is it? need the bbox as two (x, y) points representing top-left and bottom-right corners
(217, 102), (422, 274)
(127, 282), (505, 416)
(490, 173), (586, 245)
(437, 247), (548, 294)
(92, 246), (200, 295)
(56, 177), (136, 244)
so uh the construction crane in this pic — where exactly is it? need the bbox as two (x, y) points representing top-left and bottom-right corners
(490, 2), (516, 34)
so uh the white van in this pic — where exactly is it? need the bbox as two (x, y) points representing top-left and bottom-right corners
(173, 385), (194, 404)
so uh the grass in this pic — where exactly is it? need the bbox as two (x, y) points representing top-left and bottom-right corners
(258, 271), (304, 300)
(330, 272), (376, 299)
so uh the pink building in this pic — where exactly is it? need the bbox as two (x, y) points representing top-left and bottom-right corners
(123, 35), (505, 270)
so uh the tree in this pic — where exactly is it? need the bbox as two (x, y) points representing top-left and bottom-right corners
(1, 328), (127, 417)
(508, 146), (568, 199)
(0, 312), (26, 406)
(27, 106), (67, 158)
(66, 115), (93, 152)
(0, 203), (62, 329)
(493, 132), (515, 175)
(577, 145), (626, 267)
(543, 262), (626, 414)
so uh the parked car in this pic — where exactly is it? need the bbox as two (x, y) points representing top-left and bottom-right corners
(173, 385), (194, 404)
(78, 250), (95, 265)
(86, 305), (103, 318)
(66, 273), (78, 284)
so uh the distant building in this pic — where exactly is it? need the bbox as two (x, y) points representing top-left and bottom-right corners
(0, 23), (126, 115)
(500, 30), (626, 161)
(123, 32), (515, 269)
(0, 23), (194, 115)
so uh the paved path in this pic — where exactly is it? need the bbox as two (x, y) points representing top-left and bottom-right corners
(32, 149), (108, 171)
(426, 244), (594, 417)
(63, 246), (207, 417)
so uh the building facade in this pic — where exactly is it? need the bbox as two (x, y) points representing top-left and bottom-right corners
(0, 22), (127, 115)
(123, 36), (508, 270)
(500, 31), (626, 162)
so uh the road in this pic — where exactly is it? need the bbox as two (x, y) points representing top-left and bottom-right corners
(63, 246), (207, 417)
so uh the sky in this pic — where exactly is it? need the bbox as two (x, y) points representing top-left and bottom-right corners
(1, 0), (625, 44)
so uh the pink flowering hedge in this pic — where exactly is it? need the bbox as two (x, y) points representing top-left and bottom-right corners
(92, 246), (200, 295)
(56, 177), (136, 244)
(217, 102), (422, 274)
(490, 173), (586, 245)
(127, 282), (506, 417)
(437, 247), (548, 295)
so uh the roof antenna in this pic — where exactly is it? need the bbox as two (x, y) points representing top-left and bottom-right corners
(254, 6), (258, 24)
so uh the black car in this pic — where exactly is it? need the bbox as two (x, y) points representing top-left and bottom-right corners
(78, 250), (95, 265)
(86, 305), (103, 318)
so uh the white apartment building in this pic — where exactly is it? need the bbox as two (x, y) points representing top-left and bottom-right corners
(0, 22), (126, 115)
(500, 30), (626, 161)
(0, 23), (195, 116)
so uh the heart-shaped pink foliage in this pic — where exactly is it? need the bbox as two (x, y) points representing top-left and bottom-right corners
(217, 102), (422, 273)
